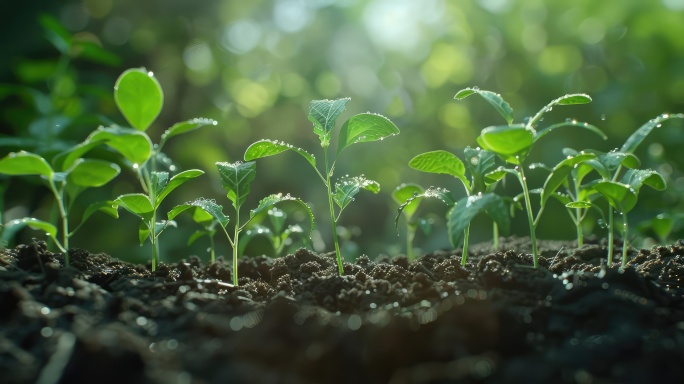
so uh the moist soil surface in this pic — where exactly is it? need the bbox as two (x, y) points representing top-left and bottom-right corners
(1, 237), (684, 383)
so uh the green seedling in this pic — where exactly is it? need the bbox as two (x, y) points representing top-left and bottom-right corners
(168, 161), (313, 285)
(0, 150), (120, 265)
(457, 88), (607, 268)
(115, 169), (203, 271)
(402, 146), (509, 265)
(238, 207), (306, 257)
(244, 98), (399, 276)
(393, 183), (438, 262)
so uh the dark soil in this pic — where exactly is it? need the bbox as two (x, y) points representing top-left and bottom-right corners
(2, 237), (684, 383)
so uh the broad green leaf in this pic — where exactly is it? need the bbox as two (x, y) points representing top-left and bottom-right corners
(114, 68), (163, 131)
(464, 146), (497, 192)
(478, 124), (534, 164)
(5, 217), (58, 242)
(86, 126), (153, 165)
(620, 169), (666, 192)
(244, 139), (316, 168)
(333, 176), (380, 212)
(0, 151), (53, 179)
(447, 193), (510, 247)
(70, 200), (119, 236)
(392, 183), (425, 221)
(216, 161), (256, 208)
(168, 198), (230, 228)
(535, 121), (607, 142)
(408, 150), (470, 190)
(308, 98), (350, 147)
(155, 169), (204, 208)
(454, 88), (514, 125)
(248, 193), (314, 236)
(590, 181), (637, 213)
(68, 159), (121, 187)
(620, 113), (684, 154)
(159, 118), (218, 148)
(53, 141), (103, 171)
(540, 153), (596, 207)
(336, 113), (399, 154)
(528, 93), (592, 128)
(115, 193), (154, 219)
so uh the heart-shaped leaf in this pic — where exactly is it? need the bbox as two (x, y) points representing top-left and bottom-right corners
(409, 150), (470, 190)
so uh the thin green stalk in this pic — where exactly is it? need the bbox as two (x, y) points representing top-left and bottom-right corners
(621, 213), (629, 269)
(461, 224), (470, 266)
(209, 233), (216, 263)
(607, 207), (614, 266)
(492, 222), (499, 250)
(518, 167), (538, 268)
(574, 184), (584, 247)
(47, 180), (68, 257)
(233, 208), (240, 285)
(323, 150), (344, 276)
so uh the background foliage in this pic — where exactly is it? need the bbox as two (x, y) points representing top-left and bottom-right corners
(2, 0), (683, 263)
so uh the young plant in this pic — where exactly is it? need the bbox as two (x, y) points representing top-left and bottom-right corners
(393, 183), (434, 262)
(168, 161), (314, 285)
(0, 150), (120, 265)
(401, 146), (510, 265)
(244, 98), (399, 276)
(55, 68), (217, 270)
(238, 207), (306, 257)
(457, 88), (607, 268)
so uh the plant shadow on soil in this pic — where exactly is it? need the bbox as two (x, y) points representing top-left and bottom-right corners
(1, 236), (684, 383)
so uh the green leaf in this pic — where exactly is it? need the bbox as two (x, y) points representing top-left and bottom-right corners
(447, 193), (510, 247)
(5, 217), (58, 243)
(333, 176), (380, 212)
(409, 150), (470, 190)
(155, 169), (204, 208)
(168, 198), (230, 228)
(248, 193), (314, 236)
(464, 146), (497, 192)
(395, 187), (454, 232)
(152, 172), (169, 200)
(192, 207), (215, 224)
(244, 139), (316, 168)
(620, 169), (666, 192)
(0, 151), (53, 179)
(308, 98), (350, 147)
(159, 118), (218, 148)
(85, 126), (153, 165)
(565, 201), (592, 209)
(478, 124), (534, 164)
(216, 161), (256, 209)
(535, 121), (607, 142)
(138, 220), (150, 245)
(392, 183), (425, 221)
(114, 68), (163, 131)
(528, 93), (592, 128)
(336, 113), (399, 154)
(540, 153), (596, 207)
(620, 113), (684, 154)
(484, 166), (517, 183)
(115, 193), (154, 219)
(68, 159), (121, 187)
(454, 88), (514, 125)
(72, 40), (121, 66)
(70, 200), (119, 236)
(590, 181), (638, 213)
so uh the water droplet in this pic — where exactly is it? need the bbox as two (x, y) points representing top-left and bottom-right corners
(601, 114), (606, 121)
(147, 71), (154, 77)
(133, 163), (139, 169)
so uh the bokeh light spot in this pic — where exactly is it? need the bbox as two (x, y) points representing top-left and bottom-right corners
(315, 72), (341, 97)
(538, 45), (583, 75)
(221, 20), (262, 54)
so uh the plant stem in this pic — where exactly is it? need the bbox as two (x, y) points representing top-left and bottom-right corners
(492, 222), (499, 250)
(621, 213), (629, 269)
(607, 207), (614, 266)
(517, 167), (538, 268)
(461, 224), (470, 266)
(233, 208), (240, 286)
(323, 150), (344, 276)
(48, 180), (68, 260)
(406, 225), (416, 262)
(209, 233), (216, 263)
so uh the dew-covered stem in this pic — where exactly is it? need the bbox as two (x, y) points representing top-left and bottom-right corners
(621, 213), (629, 269)
(517, 167), (538, 268)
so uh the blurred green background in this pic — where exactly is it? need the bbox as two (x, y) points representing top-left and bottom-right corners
(1, 0), (683, 264)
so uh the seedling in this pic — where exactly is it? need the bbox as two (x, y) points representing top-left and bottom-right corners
(168, 161), (313, 285)
(244, 98), (399, 275)
(238, 207), (306, 257)
(0, 150), (120, 265)
(457, 88), (607, 268)
(402, 146), (509, 265)
(392, 183), (435, 262)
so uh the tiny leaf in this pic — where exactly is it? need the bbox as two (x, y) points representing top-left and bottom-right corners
(447, 193), (510, 247)
(333, 176), (380, 212)
(216, 161), (256, 209)
(454, 88), (514, 125)
(6, 218), (59, 244)
(114, 68), (163, 131)
(409, 150), (470, 190)
(528, 93), (592, 128)
(392, 183), (425, 221)
(337, 113), (399, 154)
(159, 118), (217, 148)
(155, 169), (204, 208)
(248, 193), (314, 236)
(244, 139), (316, 168)
(308, 98), (350, 147)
